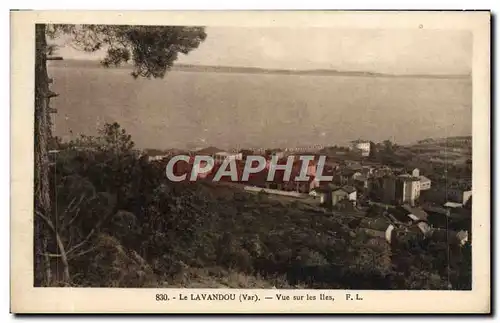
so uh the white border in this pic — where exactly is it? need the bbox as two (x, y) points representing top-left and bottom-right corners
(5, 4), (494, 319)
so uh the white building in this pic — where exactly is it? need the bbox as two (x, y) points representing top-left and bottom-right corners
(419, 175), (432, 190)
(350, 140), (371, 157)
(194, 147), (243, 165)
(399, 174), (421, 206)
(411, 168), (431, 191)
(331, 186), (357, 206)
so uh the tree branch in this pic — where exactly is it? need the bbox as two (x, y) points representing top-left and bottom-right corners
(68, 246), (97, 261)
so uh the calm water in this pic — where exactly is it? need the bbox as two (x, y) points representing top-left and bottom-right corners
(49, 66), (472, 150)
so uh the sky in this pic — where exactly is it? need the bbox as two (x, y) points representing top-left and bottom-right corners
(55, 26), (472, 75)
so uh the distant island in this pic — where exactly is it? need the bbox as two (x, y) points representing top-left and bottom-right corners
(50, 59), (472, 80)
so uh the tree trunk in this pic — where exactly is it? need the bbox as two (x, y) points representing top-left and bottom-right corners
(34, 24), (51, 286)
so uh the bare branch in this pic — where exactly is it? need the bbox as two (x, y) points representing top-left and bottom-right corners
(67, 207), (82, 227)
(39, 252), (62, 258)
(66, 226), (97, 255)
(68, 246), (97, 261)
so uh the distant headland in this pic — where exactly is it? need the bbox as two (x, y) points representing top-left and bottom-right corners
(50, 59), (472, 80)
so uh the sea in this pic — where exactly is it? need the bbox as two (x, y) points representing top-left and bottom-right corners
(48, 62), (472, 151)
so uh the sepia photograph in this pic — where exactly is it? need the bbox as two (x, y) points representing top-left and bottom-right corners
(10, 10), (490, 313)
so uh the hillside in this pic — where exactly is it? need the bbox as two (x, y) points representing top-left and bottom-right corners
(401, 136), (472, 166)
(44, 124), (472, 290)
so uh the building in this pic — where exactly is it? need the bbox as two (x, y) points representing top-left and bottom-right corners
(376, 174), (420, 206)
(447, 188), (472, 206)
(350, 140), (371, 157)
(338, 168), (357, 185)
(381, 175), (397, 204)
(430, 229), (469, 246)
(310, 185), (335, 205)
(331, 186), (357, 207)
(398, 174), (421, 206)
(193, 147), (243, 164)
(194, 146), (224, 158)
(213, 151), (243, 164)
(353, 173), (369, 190)
(444, 201), (464, 209)
(396, 205), (432, 236)
(147, 154), (169, 162)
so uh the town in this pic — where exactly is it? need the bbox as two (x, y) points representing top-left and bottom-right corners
(145, 136), (472, 248)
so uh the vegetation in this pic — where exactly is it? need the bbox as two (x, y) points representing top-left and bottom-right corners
(34, 24), (472, 290)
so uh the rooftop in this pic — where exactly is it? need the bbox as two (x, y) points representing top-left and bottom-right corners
(215, 151), (240, 157)
(398, 174), (421, 182)
(359, 217), (391, 232)
(354, 175), (369, 182)
(400, 205), (429, 221)
(341, 185), (357, 194)
(423, 205), (450, 216)
(351, 139), (370, 144)
(444, 201), (464, 209)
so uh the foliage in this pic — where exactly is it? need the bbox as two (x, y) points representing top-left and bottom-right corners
(47, 24), (207, 79)
(35, 23), (207, 286)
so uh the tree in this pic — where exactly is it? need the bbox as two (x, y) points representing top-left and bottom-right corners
(34, 24), (207, 285)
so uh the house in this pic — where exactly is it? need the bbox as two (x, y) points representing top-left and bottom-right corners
(353, 173), (369, 190)
(381, 175), (397, 204)
(430, 229), (469, 246)
(419, 175), (432, 190)
(385, 226), (423, 246)
(345, 161), (364, 172)
(361, 165), (374, 177)
(331, 186), (357, 207)
(359, 217), (392, 232)
(456, 230), (470, 246)
(213, 151), (243, 164)
(264, 161), (320, 194)
(338, 168), (357, 185)
(147, 154), (170, 162)
(447, 189), (472, 206)
(398, 205), (428, 220)
(397, 174), (421, 206)
(423, 205), (450, 228)
(444, 201), (464, 209)
(374, 174), (420, 206)
(192, 147), (242, 165)
(194, 146), (224, 157)
(325, 160), (340, 171)
(397, 205), (431, 236)
(358, 217), (393, 241)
